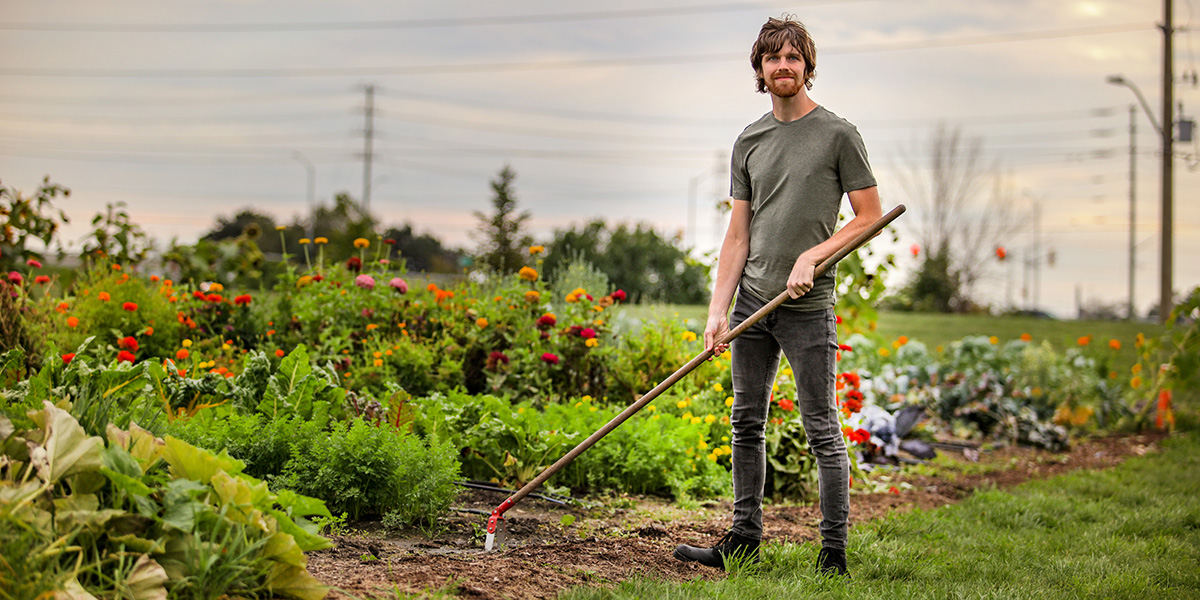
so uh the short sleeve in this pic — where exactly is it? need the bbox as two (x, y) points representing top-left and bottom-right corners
(837, 126), (877, 194)
(730, 136), (752, 201)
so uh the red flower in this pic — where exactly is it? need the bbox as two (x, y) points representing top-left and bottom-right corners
(778, 397), (795, 411)
(193, 290), (206, 300)
(486, 351), (510, 371)
(835, 315), (842, 324)
(61, 353), (75, 365)
(313, 273), (325, 282)
(854, 428), (871, 444)
(995, 246), (1007, 261)
(7, 271), (22, 284)
(122, 302), (138, 312)
(540, 352), (559, 365)
(611, 289), (627, 302)
(838, 344), (853, 352)
(27, 259), (43, 269)
(117, 350), (136, 364)
(579, 327), (597, 339)
(206, 293), (222, 303)
(275, 349), (285, 358)
(34, 275), (51, 284)
(118, 336), (139, 352)
(234, 294), (252, 305)
(888, 486), (900, 495)
(910, 244), (920, 257)
(384, 238), (396, 245)
(537, 313), (557, 329)
(346, 257), (362, 272)
(840, 371), (861, 388)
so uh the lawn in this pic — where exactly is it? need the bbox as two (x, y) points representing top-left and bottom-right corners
(563, 431), (1200, 599)
(620, 305), (1164, 368)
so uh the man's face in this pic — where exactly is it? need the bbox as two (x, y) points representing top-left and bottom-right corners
(760, 41), (805, 98)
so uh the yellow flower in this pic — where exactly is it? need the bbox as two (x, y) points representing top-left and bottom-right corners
(476, 318), (489, 328)
(593, 305), (604, 312)
(182, 339), (193, 348)
(1132, 364), (1143, 374)
(297, 275), (313, 288)
(691, 417), (702, 425)
(299, 238), (311, 245)
(713, 383), (724, 392)
(594, 319), (604, 326)
(589, 406), (598, 412)
(782, 367), (793, 377)
(989, 336), (999, 345)
(353, 238), (370, 249)
(698, 441), (709, 450)
(517, 407), (526, 414)
(314, 237), (329, 244)
(1131, 376), (1143, 389)
(222, 343), (231, 351)
(681, 411), (693, 420)
(704, 414), (716, 424)
(581, 395), (592, 402)
(677, 400), (688, 409)
(878, 348), (891, 357)
(682, 331), (697, 342)
(518, 266), (538, 281)
(565, 293), (579, 303)
(529, 245), (545, 255)
(524, 290), (540, 303)
(366, 323), (379, 331)
(585, 338), (599, 348)
(647, 405), (656, 412)
(208, 282), (224, 292)
(276, 225), (286, 231)
(725, 396), (734, 407)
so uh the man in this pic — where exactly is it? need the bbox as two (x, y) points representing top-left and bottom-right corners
(673, 15), (881, 577)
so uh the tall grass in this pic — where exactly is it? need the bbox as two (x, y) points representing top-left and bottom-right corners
(564, 432), (1200, 600)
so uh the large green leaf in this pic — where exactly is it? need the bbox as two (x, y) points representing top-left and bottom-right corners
(162, 436), (244, 484)
(260, 345), (312, 417)
(262, 531), (329, 600)
(32, 402), (104, 484)
(160, 479), (209, 532)
(106, 422), (165, 470)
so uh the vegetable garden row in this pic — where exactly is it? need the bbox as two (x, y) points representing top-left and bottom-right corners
(2, 237), (1195, 599)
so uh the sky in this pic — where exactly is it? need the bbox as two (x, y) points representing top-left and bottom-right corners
(2, 0), (1198, 319)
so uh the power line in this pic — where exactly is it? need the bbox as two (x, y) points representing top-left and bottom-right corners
(0, 0), (864, 32)
(0, 22), (1154, 79)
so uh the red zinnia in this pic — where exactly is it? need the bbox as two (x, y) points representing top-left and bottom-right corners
(838, 344), (853, 352)
(234, 294), (252, 305)
(540, 352), (559, 365)
(193, 290), (206, 300)
(34, 275), (51, 284)
(122, 302), (138, 312)
(778, 397), (795, 411)
(26, 259), (42, 269)
(384, 238), (396, 245)
(580, 327), (597, 339)
(611, 289), (627, 302)
(117, 350), (136, 364)
(118, 336), (139, 352)
(346, 257), (362, 272)
(537, 314), (557, 329)
(61, 353), (75, 365)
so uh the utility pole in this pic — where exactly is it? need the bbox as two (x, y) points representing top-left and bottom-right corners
(1126, 105), (1137, 321)
(1159, 0), (1175, 323)
(361, 84), (375, 215)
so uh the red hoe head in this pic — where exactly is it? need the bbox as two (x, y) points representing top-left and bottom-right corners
(484, 497), (514, 551)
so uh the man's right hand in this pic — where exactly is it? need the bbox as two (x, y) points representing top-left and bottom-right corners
(704, 315), (731, 358)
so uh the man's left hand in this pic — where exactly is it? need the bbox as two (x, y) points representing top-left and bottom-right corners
(786, 255), (817, 299)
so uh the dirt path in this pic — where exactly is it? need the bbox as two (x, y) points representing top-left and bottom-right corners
(306, 432), (1167, 599)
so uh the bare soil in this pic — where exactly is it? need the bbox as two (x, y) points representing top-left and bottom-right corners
(306, 432), (1168, 600)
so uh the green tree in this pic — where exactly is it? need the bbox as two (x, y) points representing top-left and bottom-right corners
(542, 220), (710, 304)
(472, 165), (531, 274)
(79, 201), (152, 268)
(380, 224), (463, 273)
(0, 177), (70, 271)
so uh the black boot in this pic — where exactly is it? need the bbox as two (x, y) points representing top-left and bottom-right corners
(816, 546), (850, 577)
(673, 531), (760, 570)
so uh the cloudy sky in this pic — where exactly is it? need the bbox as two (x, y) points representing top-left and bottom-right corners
(2, 0), (1197, 318)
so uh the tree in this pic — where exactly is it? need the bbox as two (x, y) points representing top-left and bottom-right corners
(380, 223), (463, 273)
(542, 219), (710, 304)
(895, 124), (1016, 311)
(0, 177), (70, 271)
(472, 165), (531, 274)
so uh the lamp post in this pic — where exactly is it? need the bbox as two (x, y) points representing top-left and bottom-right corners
(292, 151), (316, 238)
(1106, 73), (1172, 323)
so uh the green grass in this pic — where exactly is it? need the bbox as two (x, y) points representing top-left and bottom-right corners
(563, 431), (1200, 600)
(620, 304), (1164, 368)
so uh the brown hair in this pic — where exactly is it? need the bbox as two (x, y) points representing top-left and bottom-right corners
(750, 16), (817, 93)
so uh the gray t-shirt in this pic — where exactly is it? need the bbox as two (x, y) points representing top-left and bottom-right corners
(730, 106), (876, 311)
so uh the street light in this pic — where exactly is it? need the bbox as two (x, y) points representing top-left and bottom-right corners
(1106, 73), (1173, 323)
(292, 151), (316, 238)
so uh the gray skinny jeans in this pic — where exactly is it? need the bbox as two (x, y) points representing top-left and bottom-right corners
(728, 289), (849, 549)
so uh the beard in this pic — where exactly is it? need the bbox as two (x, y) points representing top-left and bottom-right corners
(765, 73), (802, 98)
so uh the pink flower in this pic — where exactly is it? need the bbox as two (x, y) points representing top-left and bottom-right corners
(389, 277), (408, 293)
(540, 352), (559, 365)
(26, 259), (42, 269)
(7, 272), (22, 284)
(580, 328), (597, 339)
(354, 274), (375, 290)
(611, 289), (627, 302)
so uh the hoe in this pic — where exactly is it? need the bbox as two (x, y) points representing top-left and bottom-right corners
(485, 204), (906, 551)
